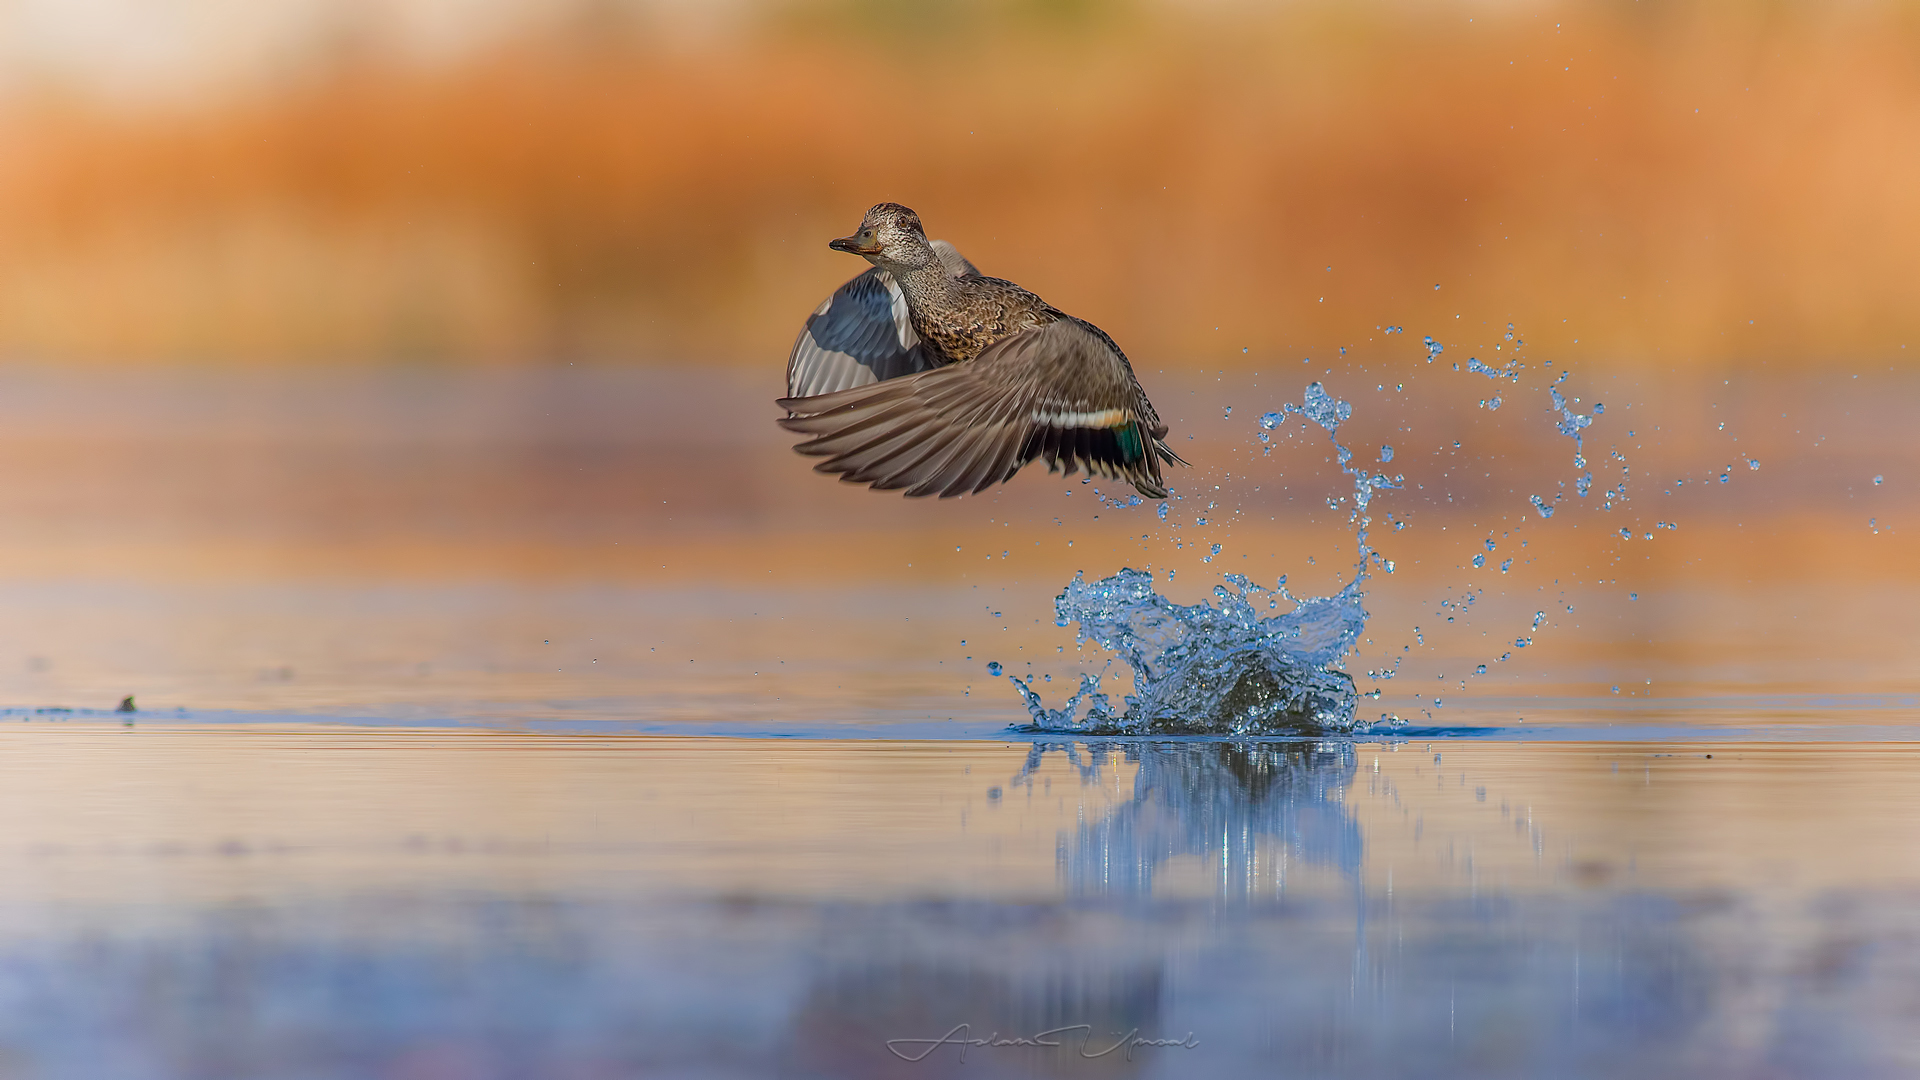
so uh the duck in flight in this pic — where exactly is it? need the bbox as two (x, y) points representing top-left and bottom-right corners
(778, 203), (1186, 499)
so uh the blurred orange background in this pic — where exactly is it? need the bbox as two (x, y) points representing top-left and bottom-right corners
(0, 0), (1914, 720)
(2, 0), (1915, 370)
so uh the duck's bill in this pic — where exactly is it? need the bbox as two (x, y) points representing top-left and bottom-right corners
(829, 235), (880, 254)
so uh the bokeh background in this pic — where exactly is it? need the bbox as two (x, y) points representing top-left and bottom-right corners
(0, 0), (1914, 725)
(4, 0), (1917, 366)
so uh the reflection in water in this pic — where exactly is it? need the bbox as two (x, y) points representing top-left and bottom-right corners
(786, 743), (1361, 1077)
(776, 745), (1920, 1078)
(1020, 741), (1360, 898)
(0, 735), (1911, 1076)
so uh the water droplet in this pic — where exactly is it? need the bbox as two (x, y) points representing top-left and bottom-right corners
(1874, 474), (1885, 485)
(1471, 554), (1486, 568)
(987, 661), (1003, 676)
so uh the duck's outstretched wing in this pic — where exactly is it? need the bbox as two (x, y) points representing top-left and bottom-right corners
(784, 240), (979, 399)
(777, 317), (1182, 499)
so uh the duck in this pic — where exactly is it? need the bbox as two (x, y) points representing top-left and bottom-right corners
(778, 203), (1186, 499)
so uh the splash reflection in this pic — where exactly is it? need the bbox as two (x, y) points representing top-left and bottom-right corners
(1019, 740), (1360, 899)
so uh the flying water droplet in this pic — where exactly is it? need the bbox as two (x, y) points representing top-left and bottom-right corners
(1016, 383), (1388, 736)
(986, 661), (1002, 676)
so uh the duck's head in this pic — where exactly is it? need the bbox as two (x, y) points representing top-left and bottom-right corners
(830, 203), (937, 271)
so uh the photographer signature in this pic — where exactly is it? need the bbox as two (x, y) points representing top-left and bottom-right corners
(887, 1024), (1198, 1062)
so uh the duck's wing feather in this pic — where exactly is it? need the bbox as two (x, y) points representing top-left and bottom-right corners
(930, 238), (981, 280)
(777, 317), (1180, 499)
(785, 268), (932, 399)
(784, 240), (981, 400)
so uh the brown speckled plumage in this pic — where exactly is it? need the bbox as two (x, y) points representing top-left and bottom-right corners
(779, 203), (1186, 499)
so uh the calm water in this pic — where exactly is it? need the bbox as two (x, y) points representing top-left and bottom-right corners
(0, 363), (1914, 1076)
(1, 730), (1916, 1078)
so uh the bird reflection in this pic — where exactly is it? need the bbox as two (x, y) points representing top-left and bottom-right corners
(1018, 740), (1361, 900)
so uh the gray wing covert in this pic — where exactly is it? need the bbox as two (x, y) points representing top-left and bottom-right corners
(930, 239), (981, 280)
(783, 240), (980, 400)
(785, 268), (933, 399)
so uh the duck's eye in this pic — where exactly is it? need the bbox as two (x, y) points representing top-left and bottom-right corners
(860, 230), (875, 242)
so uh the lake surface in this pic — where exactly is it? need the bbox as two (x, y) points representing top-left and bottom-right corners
(0, 362), (1912, 1076)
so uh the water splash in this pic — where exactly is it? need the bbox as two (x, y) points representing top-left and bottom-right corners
(1012, 384), (1397, 736)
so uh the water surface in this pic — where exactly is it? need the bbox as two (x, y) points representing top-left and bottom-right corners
(0, 363), (1913, 1076)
